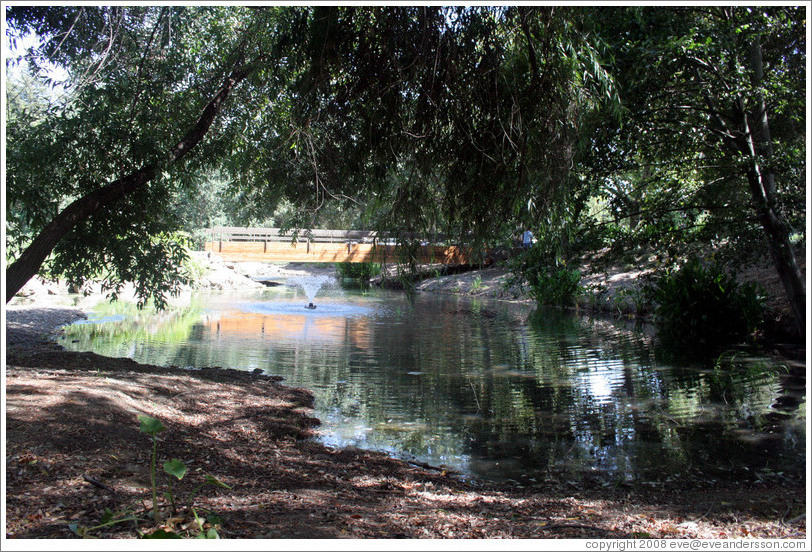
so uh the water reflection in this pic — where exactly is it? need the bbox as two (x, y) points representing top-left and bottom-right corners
(59, 287), (806, 485)
(206, 309), (370, 345)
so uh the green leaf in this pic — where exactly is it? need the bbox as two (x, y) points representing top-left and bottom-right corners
(100, 507), (115, 524)
(163, 458), (187, 480)
(142, 529), (183, 539)
(207, 513), (224, 526)
(196, 527), (220, 539)
(204, 474), (231, 489)
(137, 415), (166, 436)
(68, 522), (86, 537)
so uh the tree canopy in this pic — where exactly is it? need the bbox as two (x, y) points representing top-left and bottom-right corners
(572, 5), (806, 333)
(4, 5), (805, 334)
(5, 5), (616, 304)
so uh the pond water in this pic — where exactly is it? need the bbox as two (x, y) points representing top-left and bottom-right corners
(58, 283), (806, 486)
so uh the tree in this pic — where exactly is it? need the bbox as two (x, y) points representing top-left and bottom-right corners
(5, 6), (304, 305)
(6, 5), (616, 304)
(576, 6), (806, 336)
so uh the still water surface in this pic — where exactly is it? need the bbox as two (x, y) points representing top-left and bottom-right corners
(59, 284), (806, 485)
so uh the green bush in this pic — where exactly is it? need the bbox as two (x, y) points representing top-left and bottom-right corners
(181, 253), (210, 284)
(335, 262), (381, 281)
(575, 220), (628, 252)
(527, 266), (583, 306)
(505, 242), (549, 287)
(506, 246), (582, 306)
(648, 259), (765, 345)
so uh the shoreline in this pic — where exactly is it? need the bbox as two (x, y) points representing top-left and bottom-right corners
(10, 245), (804, 338)
(4, 260), (807, 540)
(5, 304), (807, 540)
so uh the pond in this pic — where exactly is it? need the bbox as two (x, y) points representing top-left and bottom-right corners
(58, 282), (806, 486)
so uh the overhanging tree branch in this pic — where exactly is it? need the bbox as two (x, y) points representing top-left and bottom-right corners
(6, 60), (258, 303)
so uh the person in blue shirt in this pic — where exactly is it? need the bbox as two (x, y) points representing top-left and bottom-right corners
(522, 229), (533, 249)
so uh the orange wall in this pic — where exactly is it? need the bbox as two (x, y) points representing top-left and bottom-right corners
(203, 241), (469, 264)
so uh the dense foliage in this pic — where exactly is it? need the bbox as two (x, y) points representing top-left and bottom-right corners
(335, 262), (381, 282)
(576, 7), (805, 256)
(647, 259), (766, 346)
(5, 5), (616, 306)
(554, 6), (804, 336)
(4, 5), (805, 335)
(506, 238), (584, 307)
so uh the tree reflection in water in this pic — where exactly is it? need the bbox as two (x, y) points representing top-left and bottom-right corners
(60, 288), (806, 485)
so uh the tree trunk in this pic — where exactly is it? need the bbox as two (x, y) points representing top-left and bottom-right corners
(6, 166), (156, 303)
(740, 125), (806, 337)
(741, 42), (805, 337)
(5, 63), (255, 303)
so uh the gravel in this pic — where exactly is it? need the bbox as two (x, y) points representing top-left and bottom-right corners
(5, 306), (87, 350)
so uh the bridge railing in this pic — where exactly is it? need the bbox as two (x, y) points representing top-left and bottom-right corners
(204, 226), (474, 264)
(206, 226), (450, 245)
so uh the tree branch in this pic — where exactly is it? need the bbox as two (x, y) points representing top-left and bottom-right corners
(50, 8), (85, 58)
(6, 61), (258, 303)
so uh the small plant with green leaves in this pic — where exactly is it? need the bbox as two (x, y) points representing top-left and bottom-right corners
(610, 288), (637, 316)
(469, 274), (483, 294)
(138, 414), (166, 524)
(70, 415), (230, 539)
(136, 414), (230, 538)
(582, 282), (608, 312)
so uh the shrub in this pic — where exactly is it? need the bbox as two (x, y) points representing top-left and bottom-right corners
(335, 262), (381, 281)
(527, 266), (583, 306)
(506, 246), (582, 307)
(181, 253), (210, 284)
(647, 259), (765, 345)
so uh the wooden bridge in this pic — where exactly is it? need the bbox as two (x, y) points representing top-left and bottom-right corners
(204, 227), (472, 264)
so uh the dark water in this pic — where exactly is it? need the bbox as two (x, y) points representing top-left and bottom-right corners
(59, 284), (807, 485)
